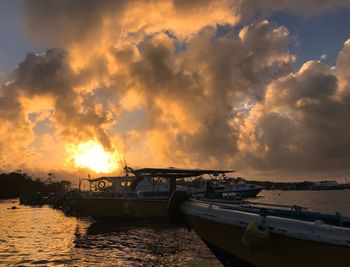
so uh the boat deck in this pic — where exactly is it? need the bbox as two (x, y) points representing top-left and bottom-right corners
(190, 198), (350, 227)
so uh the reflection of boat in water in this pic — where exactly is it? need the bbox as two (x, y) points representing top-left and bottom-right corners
(60, 167), (233, 218)
(72, 217), (213, 267)
(169, 191), (350, 267)
(83, 218), (173, 235)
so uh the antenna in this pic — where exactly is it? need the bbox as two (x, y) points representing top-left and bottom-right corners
(123, 133), (127, 169)
(116, 133), (129, 176)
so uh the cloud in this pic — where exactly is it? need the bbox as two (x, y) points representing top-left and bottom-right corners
(233, 45), (350, 177)
(0, 70), (8, 84)
(127, 21), (294, 168)
(335, 39), (350, 96)
(0, 49), (115, 172)
(1, 1), (350, 179)
(22, 1), (239, 46)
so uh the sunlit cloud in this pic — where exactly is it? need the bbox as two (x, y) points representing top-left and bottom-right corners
(1, 1), (350, 179)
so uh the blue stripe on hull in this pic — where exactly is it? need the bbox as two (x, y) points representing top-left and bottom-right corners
(202, 239), (255, 267)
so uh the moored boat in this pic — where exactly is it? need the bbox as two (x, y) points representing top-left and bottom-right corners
(169, 191), (350, 266)
(60, 173), (170, 218)
(208, 178), (264, 198)
(59, 168), (233, 218)
(74, 196), (169, 218)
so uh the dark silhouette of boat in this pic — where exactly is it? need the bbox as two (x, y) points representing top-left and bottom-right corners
(58, 167), (234, 218)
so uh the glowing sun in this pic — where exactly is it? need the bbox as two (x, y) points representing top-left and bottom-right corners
(67, 140), (120, 173)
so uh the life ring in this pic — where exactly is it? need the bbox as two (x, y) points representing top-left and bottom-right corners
(242, 220), (270, 249)
(97, 180), (107, 190)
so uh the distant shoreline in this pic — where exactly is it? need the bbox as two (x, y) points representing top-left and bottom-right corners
(248, 180), (350, 190)
(1, 171), (349, 200)
(0, 172), (70, 200)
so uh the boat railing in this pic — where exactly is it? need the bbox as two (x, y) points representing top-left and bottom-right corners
(191, 197), (307, 210)
(190, 197), (349, 227)
(240, 201), (308, 211)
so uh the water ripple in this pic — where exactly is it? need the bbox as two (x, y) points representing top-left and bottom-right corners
(0, 200), (220, 266)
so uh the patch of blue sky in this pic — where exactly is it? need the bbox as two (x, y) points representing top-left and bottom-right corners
(110, 107), (150, 134)
(269, 8), (350, 67)
(0, 0), (46, 73)
(32, 117), (55, 136)
(216, 23), (241, 38)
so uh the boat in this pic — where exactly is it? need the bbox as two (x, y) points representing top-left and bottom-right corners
(58, 167), (233, 218)
(207, 177), (264, 198)
(70, 174), (170, 218)
(168, 191), (350, 266)
(19, 192), (56, 206)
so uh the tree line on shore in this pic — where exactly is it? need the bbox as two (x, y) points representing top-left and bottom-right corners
(0, 171), (71, 199)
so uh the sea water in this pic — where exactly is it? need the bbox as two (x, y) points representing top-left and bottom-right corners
(0, 189), (349, 266)
(255, 189), (350, 216)
(0, 200), (220, 266)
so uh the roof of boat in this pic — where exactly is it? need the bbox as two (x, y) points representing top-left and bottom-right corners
(87, 176), (137, 182)
(131, 167), (235, 179)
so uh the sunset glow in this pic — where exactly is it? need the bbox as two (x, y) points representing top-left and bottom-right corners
(1, 1), (350, 180)
(2, 2), (350, 266)
(67, 141), (120, 173)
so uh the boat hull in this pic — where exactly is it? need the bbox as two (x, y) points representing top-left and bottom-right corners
(235, 188), (263, 198)
(73, 197), (168, 218)
(186, 214), (350, 267)
(215, 187), (264, 198)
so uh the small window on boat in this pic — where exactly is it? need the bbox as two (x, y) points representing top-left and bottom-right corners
(121, 181), (132, 187)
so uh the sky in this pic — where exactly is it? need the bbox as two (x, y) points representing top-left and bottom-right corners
(1, 0), (350, 181)
(0, 1), (40, 74)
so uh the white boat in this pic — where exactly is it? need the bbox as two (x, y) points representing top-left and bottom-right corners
(208, 178), (264, 198)
(168, 191), (350, 266)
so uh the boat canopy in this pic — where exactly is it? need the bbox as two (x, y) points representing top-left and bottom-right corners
(131, 168), (235, 179)
(86, 176), (137, 183)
